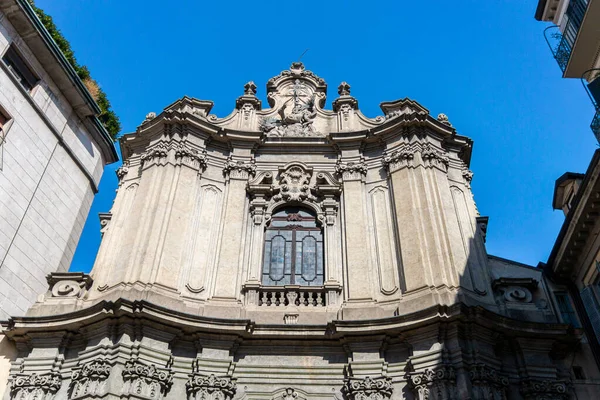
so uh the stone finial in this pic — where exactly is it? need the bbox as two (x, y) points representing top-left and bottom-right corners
(338, 82), (351, 96)
(437, 113), (452, 127)
(244, 81), (257, 96)
(143, 112), (156, 123)
(290, 61), (305, 72)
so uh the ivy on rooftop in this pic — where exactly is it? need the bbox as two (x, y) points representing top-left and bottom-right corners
(28, 0), (121, 140)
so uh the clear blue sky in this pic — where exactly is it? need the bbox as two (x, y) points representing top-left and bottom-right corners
(35, 0), (597, 273)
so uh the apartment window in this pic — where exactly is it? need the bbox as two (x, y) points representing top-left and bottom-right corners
(262, 207), (324, 286)
(555, 292), (580, 327)
(2, 44), (38, 91)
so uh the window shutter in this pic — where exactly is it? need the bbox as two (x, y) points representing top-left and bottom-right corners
(581, 286), (600, 341)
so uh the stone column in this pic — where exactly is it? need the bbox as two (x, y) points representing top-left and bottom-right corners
(211, 157), (255, 300)
(336, 159), (373, 301)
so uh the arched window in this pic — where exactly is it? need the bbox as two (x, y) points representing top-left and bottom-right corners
(262, 207), (324, 286)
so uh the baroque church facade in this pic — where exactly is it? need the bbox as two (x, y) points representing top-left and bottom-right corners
(3, 63), (599, 399)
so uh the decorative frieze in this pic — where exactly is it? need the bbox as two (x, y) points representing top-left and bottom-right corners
(469, 364), (508, 400)
(186, 373), (237, 400)
(519, 378), (570, 400)
(342, 376), (393, 400)
(223, 156), (256, 180)
(335, 159), (367, 181)
(10, 372), (62, 400)
(407, 366), (457, 400)
(70, 358), (112, 399)
(122, 359), (173, 399)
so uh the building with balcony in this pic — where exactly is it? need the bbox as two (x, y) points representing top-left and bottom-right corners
(1, 62), (599, 399)
(0, 0), (117, 395)
(536, 0), (600, 141)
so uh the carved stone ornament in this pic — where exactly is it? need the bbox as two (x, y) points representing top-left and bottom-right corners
(10, 372), (62, 400)
(273, 163), (314, 203)
(342, 376), (393, 400)
(70, 358), (112, 399)
(382, 143), (449, 173)
(519, 378), (570, 400)
(462, 169), (474, 188)
(492, 278), (538, 304)
(273, 388), (306, 400)
(261, 80), (323, 138)
(140, 142), (169, 167)
(143, 112), (157, 124)
(122, 359), (173, 399)
(335, 159), (368, 181)
(47, 272), (93, 298)
(469, 364), (508, 400)
(174, 142), (207, 171)
(223, 156), (256, 180)
(185, 374), (237, 400)
(116, 160), (129, 182)
(437, 113), (452, 127)
(407, 366), (457, 400)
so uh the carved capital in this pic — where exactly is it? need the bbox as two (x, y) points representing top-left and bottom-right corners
(421, 143), (449, 172)
(519, 378), (570, 400)
(382, 149), (414, 173)
(407, 366), (456, 400)
(342, 376), (393, 400)
(174, 142), (207, 172)
(462, 169), (473, 187)
(140, 142), (169, 167)
(469, 364), (508, 400)
(10, 372), (62, 400)
(223, 157), (256, 180)
(335, 159), (367, 181)
(122, 359), (173, 399)
(186, 374), (237, 400)
(116, 160), (130, 184)
(70, 358), (112, 399)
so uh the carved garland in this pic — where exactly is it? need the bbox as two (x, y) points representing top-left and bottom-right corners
(10, 372), (62, 400)
(342, 376), (393, 400)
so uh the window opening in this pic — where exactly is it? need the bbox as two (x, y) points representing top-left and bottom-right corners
(262, 207), (324, 286)
(555, 292), (580, 327)
(3, 44), (38, 91)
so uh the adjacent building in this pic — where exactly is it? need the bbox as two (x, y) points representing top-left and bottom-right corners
(536, 0), (600, 141)
(0, 0), (117, 395)
(2, 62), (598, 399)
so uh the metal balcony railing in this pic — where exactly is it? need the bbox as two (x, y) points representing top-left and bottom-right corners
(543, 0), (590, 73)
(582, 69), (600, 143)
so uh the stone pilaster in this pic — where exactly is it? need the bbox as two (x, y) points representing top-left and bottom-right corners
(211, 157), (255, 300)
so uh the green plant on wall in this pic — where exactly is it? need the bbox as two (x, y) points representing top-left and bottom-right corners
(28, 0), (121, 140)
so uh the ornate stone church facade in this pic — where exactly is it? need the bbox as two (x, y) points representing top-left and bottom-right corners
(3, 63), (599, 399)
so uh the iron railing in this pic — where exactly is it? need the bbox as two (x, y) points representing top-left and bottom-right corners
(543, 0), (590, 73)
(582, 69), (600, 143)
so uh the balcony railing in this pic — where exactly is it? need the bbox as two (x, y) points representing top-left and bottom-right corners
(543, 0), (590, 73)
(582, 69), (600, 143)
(243, 284), (341, 307)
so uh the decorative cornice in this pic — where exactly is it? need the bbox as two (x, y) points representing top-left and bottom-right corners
(335, 159), (367, 181)
(10, 372), (62, 400)
(342, 376), (393, 400)
(186, 373), (237, 400)
(223, 156), (256, 180)
(519, 378), (570, 400)
(122, 359), (173, 399)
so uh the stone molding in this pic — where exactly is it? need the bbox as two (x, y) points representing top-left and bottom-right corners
(186, 373), (237, 400)
(342, 376), (393, 400)
(335, 159), (367, 181)
(121, 358), (174, 399)
(46, 272), (93, 298)
(10, 372), (62, 400)
(223, 156), (256, 180)
(518, 379), (570, 400)
(469, 364), (508, 400)
(406, 366), (457, 400)
(70, 358), (112, 399)
(382, 143), (449, 173)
